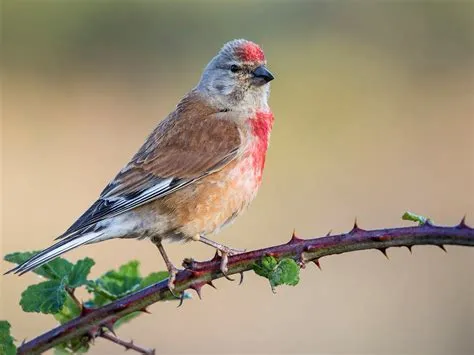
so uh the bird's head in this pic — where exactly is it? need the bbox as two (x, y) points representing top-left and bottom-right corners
(197, 39), (274, 112)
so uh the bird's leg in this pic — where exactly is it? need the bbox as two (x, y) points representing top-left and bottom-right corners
(153, 240), (180, 296)
(194, 235), (245, 280)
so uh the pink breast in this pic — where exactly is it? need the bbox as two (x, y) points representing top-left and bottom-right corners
(249, 111), (274, 183)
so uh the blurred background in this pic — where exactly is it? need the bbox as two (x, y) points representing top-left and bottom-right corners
(1, 1), (473, 354)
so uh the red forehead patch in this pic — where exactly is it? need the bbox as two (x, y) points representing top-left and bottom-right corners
(238, 42), (265, 62)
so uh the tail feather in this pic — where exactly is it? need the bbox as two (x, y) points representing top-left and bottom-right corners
(5, 232), (103, 276)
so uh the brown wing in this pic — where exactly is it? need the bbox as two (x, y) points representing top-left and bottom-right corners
(61, 92), (242, 237)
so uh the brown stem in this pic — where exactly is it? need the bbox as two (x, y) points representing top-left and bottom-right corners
(17, 219), (474, 354)
(101, 332), (155, 355)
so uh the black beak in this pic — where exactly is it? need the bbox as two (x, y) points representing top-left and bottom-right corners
(252, 65), (274, 83)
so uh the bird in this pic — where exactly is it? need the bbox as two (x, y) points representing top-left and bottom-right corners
(5, 39), (275, 290)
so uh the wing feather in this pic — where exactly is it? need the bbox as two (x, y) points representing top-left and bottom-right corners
(59, 92), (242, 238)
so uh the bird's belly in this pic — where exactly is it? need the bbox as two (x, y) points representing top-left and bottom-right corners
(161, 156), (261, 238)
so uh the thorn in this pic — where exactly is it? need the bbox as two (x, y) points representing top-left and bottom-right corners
(378, 248), (389, 259)
(405, 245), (413, 253)
(206, 280), (217, 289)
(182, 258), (194, 270)
(423, 218), (434, 226)
(353, 217), (359, 229)
(103, 320), (117, 336)
(124, 339), (134, 351)
(350, 218), (363, 233)
(238, 272), (244, 285)
(21, 338), (27, 346)
(177, 292), (186, 308)
(457, 215), (468, 229)
(87, 326), (100, 339)
(438, 245), (447, 253)
(326, 229), (332, 237)
(140, 307), (151, 314)
(288, 229), (303, 244)
(190, 283), (203, 300)
(210, 250), (221, 262)
(312, 259), (322, 270)
(80, 303), (94, 316)
(222, 271), (235, 282)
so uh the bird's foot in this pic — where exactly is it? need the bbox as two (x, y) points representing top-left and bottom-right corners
(153, 240), (181, 298)
(166, 264), (180, 298)
(196, 235), (245, 281)
(216, 246), (245, 281)
(218, 245), (245, 256)
(219, 251), (233, 280)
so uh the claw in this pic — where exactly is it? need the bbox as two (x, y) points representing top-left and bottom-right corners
(166, 266), (182, 299)
(220, 252), (235, 281)
(169, 288), (182, 299)
(238, 272), (244, 285)
(177, 292), (186, 308)
(227, 247), (246, 255)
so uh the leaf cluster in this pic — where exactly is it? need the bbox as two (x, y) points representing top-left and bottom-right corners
(253, 255), (300, 292)
(0, 321), (16, 355)
(3, 252), (170, 353)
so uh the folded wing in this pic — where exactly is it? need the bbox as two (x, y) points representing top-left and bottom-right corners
(60, 92), (242, 238)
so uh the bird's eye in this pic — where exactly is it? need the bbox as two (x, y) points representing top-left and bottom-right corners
(230, 64), (240, 73)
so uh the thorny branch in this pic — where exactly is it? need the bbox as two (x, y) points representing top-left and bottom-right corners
(17, 218), (474, 354)
(101, 332), (155, 355)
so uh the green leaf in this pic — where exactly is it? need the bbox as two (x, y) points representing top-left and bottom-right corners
(85, 261), (181, 314)
(68, 258), (95, 288)
(0, 321), (16, 355)
(269, 259), (300, 289)
(253, 255), (278, 279)
(4, 251), (73, 280)
(97, 261), (141, 294)
(54, 344), (73, 355)
(114, 269), (185, 328)
(140, 271), (169, 288)
(85, 260), (143, 307)
(53, 295), (81, 325)
(20, 279), (67, 314)
(100, 260), (142, 294)
(116, 260), (140, 279)
(113, 312), (142, 329)
(253, 256), (300, 292)
(85, 263), (173, 328)
(402, 211), (431, 225)
(54, 337), (89, 354)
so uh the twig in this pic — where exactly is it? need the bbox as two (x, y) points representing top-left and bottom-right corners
(66, 287), (82, 312)
(17, 218), (474, 354)
(101, 332), (155, 355)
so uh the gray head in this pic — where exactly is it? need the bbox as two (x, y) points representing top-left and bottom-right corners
(196, 39), (274, 112)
